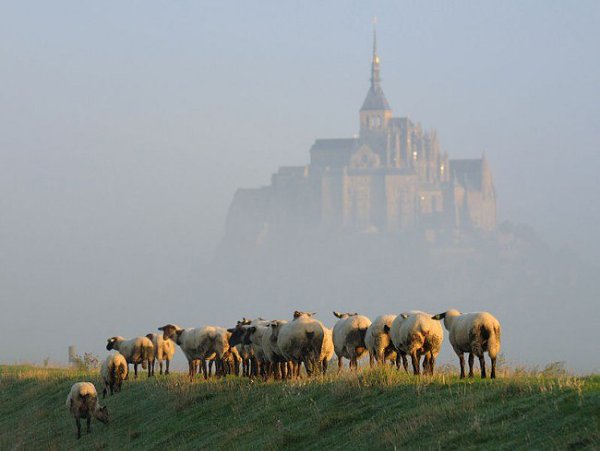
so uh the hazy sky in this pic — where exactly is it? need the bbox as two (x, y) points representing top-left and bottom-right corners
(1, 2), (599, 366)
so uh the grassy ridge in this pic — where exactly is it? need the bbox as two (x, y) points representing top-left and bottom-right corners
(0, 365), (598, 450)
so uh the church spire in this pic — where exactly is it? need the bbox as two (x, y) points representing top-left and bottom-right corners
(361, 18), (390, 112)
(371, 19), (381, 89)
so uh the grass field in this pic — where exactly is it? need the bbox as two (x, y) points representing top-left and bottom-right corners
(0, 364), (598, 450)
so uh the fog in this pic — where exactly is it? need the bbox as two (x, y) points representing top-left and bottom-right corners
(1, 2), (599, 372)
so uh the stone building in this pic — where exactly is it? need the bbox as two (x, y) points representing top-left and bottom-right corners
(224, 30), (496, 245)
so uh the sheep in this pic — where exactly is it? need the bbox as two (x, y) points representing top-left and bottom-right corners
(65, 382), (109, 439)
(432, 309), (501, 379)
(365, 314), (405, 368)
(277, 311), (325, 377)
(159, 324), (230, 380)
(146, 333), (176, 375)
(227, 318), (269, 377)
(106, 336), (155, 378)
(332, 312), (372, 371)
(386, 311), (443, 375)
(100, 353), (127, 398)
(320, 326), (335, 375)
(262, 320), (290, 379)
(243, 325), (270, 378)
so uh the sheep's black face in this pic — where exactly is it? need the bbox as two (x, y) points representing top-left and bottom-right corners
(159, 325), (177, 341)
(96, 406), (109, 424)
(228, 326), (247, 347)
(106, 338), (115, 351)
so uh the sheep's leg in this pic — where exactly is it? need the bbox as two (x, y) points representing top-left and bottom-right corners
(322, 358), (328, 375)
(159, 361), (163, 375)
(401, 352), (409, 372)
(337, 357), (343, 373)
(166, 359), (170, 375)
(429, 353), (436, 375)
(468, 353), (474, 378)
(188, 361), (194, 381)
(369, 353), (375, 368)
(134, 363), (138, 379)
(76, 418), (82, 439)
(410, 352), (420, 375)
(490, 356), (497, 379)
(86, 416), (91, 433)
(459, 354), (466, 378)
(479, 355), (486, 378)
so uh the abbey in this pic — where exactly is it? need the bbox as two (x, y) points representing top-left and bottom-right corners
(225, 31), (496, 243)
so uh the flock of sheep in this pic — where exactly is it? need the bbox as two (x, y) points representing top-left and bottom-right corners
(66, 308), (501, 438)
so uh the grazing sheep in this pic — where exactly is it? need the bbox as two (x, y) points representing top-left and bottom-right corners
(146, 333), (176, 375)
(106, 336), (155, 378)
(332, 312), (372, 371)
(159, 324), (230, 380)
(65, 382), (109, 439)
(386, 311), (443, 375)
(278, 311), (325, 377)
(365, 314), (403, 368)
(432, 309), (501, 379)
(100, 353), (127, 398)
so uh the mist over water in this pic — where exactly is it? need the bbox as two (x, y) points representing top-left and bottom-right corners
(1, 2), (599, 372)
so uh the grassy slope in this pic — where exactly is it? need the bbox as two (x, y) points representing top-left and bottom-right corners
(0, 365), (598, 450)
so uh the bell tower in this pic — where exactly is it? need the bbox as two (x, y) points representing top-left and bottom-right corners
(359, 21), (392, 135)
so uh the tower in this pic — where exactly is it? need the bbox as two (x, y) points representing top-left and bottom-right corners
(359, 22), (392, 135)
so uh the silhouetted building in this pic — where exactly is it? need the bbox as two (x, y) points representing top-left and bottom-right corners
(224, 28), (496, 246)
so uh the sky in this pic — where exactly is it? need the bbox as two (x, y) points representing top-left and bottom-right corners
(1, 1), (599, 369)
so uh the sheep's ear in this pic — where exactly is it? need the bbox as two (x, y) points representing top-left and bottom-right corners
(400, 313), (408, 319)
(270, 323), (277, 329)
(227, 328), (236, 333)
(383, 325), (390, 333)
(432, 312), (446, 320)
(158, 326), (164, 331)
(145, 333), (153, 339)
(333, 311), (342, 318)
(311, 312), (317, 316)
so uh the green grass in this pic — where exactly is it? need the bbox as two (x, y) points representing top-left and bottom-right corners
(1, 365), (598, 450)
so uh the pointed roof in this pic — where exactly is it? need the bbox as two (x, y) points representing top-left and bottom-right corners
(361, 22), (391, 112)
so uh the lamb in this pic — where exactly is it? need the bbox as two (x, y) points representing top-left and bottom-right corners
(159, 324), (230, 380)
(277, 311), (325, 377)
(365, 314), (403, 368)
(386, 311), (443, 375)
(432, 309), (501, 379)
(65, 382), (109, 439)
(100, 353), (127, 398)
(146, 333), (176, 375)
(105, 336), (155, 378)
(332, 312), (372, 371)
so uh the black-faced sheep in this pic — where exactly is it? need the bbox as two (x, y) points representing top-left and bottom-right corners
(105, 336), (155, 378)
(146, 333), (176, 375)
(159, 324), (230, 380)
(332, 312), (372, 371)
(100, 353), (127, 398)
(65, 382), (109, 439)
(432, 309), (501, 378)
(386, 311), (443, 375)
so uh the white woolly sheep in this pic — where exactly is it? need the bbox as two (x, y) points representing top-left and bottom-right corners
(146, 333), (176, 375)
(243, 325), (270, 378)
(100, 353), (127, 398)
(432, 309), (501, 379)
(365, 314), (405, 368)
(105, 336), (155, 378)
(262, 320), (290, 379)
(159, 324), (230, 380)
(65, 382), (109, 439)
(386, 311), (444, 375)
(320, 326), (335, 374)
(332, 312), (372, 371)
(277, 311), (325, 377)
